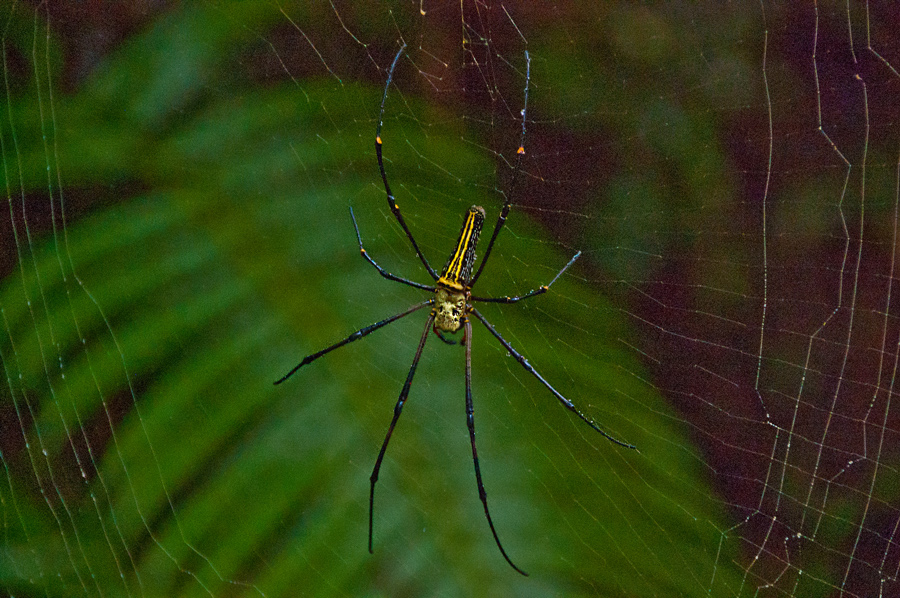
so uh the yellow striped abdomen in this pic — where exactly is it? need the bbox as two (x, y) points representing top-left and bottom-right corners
(436, 205), (485, 291)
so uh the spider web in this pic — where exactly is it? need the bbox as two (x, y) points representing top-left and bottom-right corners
(1, 1), (899, 596)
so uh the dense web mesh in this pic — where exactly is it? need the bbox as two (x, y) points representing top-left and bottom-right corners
(0, 1), (898, 596)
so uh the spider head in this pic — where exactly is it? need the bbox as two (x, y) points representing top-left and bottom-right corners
(433, 286), (467, 333)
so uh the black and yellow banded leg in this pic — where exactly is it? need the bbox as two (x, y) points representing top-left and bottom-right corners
(375, 42), (439, 281)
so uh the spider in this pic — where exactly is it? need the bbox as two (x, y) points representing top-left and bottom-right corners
(275, 44), (635, 576)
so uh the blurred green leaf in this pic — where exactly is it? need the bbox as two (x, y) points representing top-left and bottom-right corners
(0, 2), (741, 596)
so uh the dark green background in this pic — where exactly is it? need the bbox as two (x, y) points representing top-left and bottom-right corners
(2, 1), (898, 597)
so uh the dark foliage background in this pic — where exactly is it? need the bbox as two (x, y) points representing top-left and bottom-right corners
(1, 1), (898, 597)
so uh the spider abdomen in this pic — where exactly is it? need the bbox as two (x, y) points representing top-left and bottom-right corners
(437, 205), (485, 291)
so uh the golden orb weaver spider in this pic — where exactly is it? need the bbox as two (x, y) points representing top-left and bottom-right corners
(275, 44), (635, 576)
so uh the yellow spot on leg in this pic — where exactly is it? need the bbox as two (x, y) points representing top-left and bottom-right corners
(376, 136), (383, 145)
(517, 146), (525, 154)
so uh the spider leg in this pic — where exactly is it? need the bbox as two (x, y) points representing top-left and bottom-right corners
(464, 319), (528, 576)
(273, 300), (432, 385)
(350, 207), (436, 292)
(375, 43), (439, 281)
(471, 251), (581, 303)
(470, 308), (636, 450)
(369, 312), (434, 553)
(470, 50), (531, 288)
(433, 328), (457, 345)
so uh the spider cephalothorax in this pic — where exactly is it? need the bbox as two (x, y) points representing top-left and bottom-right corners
(433, 285), (467, 333)
(275, 44), (634, 577)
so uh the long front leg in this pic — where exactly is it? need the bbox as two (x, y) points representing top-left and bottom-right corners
(471, 308), (636, 450)
(274, 300), (432, 385)
(369, 313), (434, 553)
(464, 318), (528, 576)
